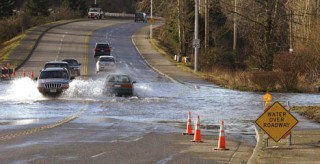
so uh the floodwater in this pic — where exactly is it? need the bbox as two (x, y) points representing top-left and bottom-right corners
(0, 75), (319, 143)
(0, 21), (319, 145)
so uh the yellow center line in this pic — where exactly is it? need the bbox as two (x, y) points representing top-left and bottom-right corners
(84, 31), (91, 80)
(0, 101), (89, 142)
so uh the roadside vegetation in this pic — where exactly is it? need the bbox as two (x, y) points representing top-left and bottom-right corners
(292, 106), (320, 123)
(0, 0), (87, 64)
(137, 0), (320, 93)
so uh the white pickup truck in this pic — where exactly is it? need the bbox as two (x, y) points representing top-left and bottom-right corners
(88, 8), (104, 19)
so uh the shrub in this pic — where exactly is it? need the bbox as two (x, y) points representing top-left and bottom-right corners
(249, 71), (279, 91)
(199, 48), (235, 70)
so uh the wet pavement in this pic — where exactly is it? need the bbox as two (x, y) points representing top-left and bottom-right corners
(0, 19), (319, 163)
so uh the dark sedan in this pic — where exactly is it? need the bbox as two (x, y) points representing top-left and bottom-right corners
(104, 74), (136, 96)
(62, 59), (81, 77)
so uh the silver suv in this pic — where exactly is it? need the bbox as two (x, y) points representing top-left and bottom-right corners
(37, 67), (70, 95)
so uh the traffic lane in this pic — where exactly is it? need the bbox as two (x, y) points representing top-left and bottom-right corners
(19, 22), (84, 77)
(88, 23), (169, 83)
(0, 121), (249, 163)
(19, 19), (131, 78)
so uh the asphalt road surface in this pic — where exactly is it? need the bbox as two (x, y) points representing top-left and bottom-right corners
(0, 19), (319, 163)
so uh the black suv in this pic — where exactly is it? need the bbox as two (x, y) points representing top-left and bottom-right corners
(134, 12), (147, 23)
(94, 42), (111, 57)
(43, 61), (75, 79)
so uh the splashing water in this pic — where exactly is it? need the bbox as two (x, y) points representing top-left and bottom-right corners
(2, 77), (44, 101)
(62, 78), (105, 100)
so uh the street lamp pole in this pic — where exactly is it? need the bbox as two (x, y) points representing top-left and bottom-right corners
(194, 0), (199, 72)
(150, 0), (153, 39)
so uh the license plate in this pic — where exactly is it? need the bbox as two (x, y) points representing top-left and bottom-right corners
(50, 89), (57, 93)
(114, 84), (121, 88)
(101, 50), (105, 52)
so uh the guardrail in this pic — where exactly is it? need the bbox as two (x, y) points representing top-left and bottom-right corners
(104, 13), (134, 18)
(104, 12), (165, 21)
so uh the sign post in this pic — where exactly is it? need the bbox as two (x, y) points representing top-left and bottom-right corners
(262, 92), (272, 147)
(255, 101), (299, 143)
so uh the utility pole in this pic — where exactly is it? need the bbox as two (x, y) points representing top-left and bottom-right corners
(194, 0), (199, 72)
(150, 0), (153, 39)
(289, 10), (293, 53)
(233, 0), (237, 51)
(204, 0), (209, 51)
(178, 0), (182, 53)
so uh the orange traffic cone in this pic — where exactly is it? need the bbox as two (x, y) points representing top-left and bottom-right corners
(12, 68), (16, 77)
(31, 71), (34, 79)
(191, 115), (203, 142)
(214, 120), (229, 150)
(23, 69), (26, 77)
(183, 111), (194, 135)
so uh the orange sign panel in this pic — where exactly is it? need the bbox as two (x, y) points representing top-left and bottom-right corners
(255, 101), (298, 142)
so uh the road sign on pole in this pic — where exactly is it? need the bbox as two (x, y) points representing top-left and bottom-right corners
(192, 39), (200, 48)
(255, 101), (298, 142)
(149, 18), (155, 25)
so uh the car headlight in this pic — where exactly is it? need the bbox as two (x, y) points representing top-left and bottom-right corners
(37, 83), (44, 87)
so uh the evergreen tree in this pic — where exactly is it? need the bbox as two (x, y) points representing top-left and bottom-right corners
(62, 0), (71, 9)
(209, 0), (226, 28)
(0, 0), (15, 19)
(26, 0), (50, 16)
(208, 0), (228, 47)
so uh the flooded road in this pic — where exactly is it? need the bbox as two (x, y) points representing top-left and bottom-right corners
(0, 20), (319, 161)
(0, 76), (319, 139)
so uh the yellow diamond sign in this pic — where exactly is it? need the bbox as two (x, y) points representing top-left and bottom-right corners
(255, 101), (298, 142)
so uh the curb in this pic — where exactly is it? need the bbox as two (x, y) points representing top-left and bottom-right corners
(131, 25), (181, 84)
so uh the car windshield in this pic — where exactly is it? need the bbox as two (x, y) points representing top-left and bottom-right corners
(100, 57), (114, 62)
(39, 71), (69, 79)
(107, 75), (130, 83)
(89, 9), (99, 12)
(96, 44), (109, 48)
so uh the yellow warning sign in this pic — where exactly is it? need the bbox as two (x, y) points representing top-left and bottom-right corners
(149, 18), (155, 25)
(255, 101), (298, 142)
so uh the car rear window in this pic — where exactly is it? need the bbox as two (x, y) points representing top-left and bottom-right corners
(100, 57), (114, 62)
(45, 63), (68, 69)
(63, 60), (78, 66)
(96, 44), (109, 48)
(107, 75), (130, 83)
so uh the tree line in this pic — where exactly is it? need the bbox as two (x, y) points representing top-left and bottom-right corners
(137, 0), (320, 92)
(0, 0), (137, 44)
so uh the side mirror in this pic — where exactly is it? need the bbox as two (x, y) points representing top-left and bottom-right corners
(78, 63), (82, 66)
(34, 77), (38, 81)
(70, 77), (75, 80)
(132, 81), (136, 84)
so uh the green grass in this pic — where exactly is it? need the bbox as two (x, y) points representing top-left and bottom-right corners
(0, 34), (25, 66)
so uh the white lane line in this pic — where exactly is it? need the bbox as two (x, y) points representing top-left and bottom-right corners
(91, 152), (106, 158)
